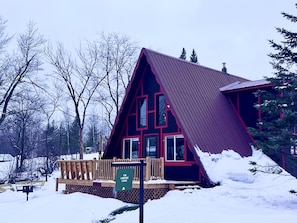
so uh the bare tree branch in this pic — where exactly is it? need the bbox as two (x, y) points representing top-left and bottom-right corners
(45, 41), (106, 159)
(0, 20), (45, 126)
(97, 32), (139, 128)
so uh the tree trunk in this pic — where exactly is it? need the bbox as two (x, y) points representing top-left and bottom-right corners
(79, 128), (84, 159)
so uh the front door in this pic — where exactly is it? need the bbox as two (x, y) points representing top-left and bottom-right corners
(144, 135), (158, 158)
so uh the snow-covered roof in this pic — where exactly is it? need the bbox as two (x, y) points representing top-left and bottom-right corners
(220, 79), (271, 92)
(0, 154), (14, 162)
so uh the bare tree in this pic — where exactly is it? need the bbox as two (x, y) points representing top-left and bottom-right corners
(98, 32), (139, 128)
(45, 42), (106, 159)
(4, 90), (44, 172)
(38, 84), (62, 180)
(0, 19), (45, 126)
(0, 16), (11, 53)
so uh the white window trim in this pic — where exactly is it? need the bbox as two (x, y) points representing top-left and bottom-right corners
(123, 137), (139, 159)
(164, 134), (185, 162)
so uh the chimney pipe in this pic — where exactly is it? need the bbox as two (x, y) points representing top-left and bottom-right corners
(222, 62), (227, 74)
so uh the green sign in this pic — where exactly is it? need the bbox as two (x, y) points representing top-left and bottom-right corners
(115, 168), (134, 191)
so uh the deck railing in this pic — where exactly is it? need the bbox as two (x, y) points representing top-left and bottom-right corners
(58, 157), (164, 182)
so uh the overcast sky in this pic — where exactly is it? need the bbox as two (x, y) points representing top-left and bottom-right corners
(1, 0), (296, 80)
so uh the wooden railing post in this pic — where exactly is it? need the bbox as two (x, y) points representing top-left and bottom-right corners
(78, 161), (82, 180)
(66, 161), (70, 179)
(71, 161), (76, 179)
(145, 157), (151, 181)
(112, 157), (117, 180)
(160, 157), (164, 180)
(59, 161), (63, 179)
(92, 158), (96, 180)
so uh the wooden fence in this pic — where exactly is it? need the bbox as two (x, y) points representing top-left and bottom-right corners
(58, 157), (164, 182)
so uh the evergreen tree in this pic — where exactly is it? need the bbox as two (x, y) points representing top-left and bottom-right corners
(249, 4), (297, 176)
(190, 49), (198, 63)
(85, 124), (99, 149)
(69, 116), (80, 155)
(57, 123), (69, 155)
(46, 120), (62, 157)
(179, 48), (186, 60)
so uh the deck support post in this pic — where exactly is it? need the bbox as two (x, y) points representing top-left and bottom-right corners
(111, 160), (147, 223)
(139, 160), (145, 223)
(55, 178), (59, 191)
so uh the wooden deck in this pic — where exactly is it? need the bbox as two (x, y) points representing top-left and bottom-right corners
(56, 157), (199, 203)
(56, 157), (199, 189)
(56, 157), (166, 189)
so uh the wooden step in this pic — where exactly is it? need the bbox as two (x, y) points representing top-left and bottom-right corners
(173, 185), (201, 190)
(167, 180), (201, 190)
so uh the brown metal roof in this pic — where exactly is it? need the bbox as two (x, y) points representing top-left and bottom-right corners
(143, 48), (253, 156)
(104, 48), (254, 160)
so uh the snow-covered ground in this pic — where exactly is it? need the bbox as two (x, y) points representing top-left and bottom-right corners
(1, 149), (297, 223)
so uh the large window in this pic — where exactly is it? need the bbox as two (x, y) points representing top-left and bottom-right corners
(165, 135), (184, 161)
(156, 94), (166, 126)
(123, 138), (139, 159)
(145, 135), (157, 158)
(138, 97), (147, 128)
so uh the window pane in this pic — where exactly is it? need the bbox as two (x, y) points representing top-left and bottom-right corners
(132, 139), (139, 158)
(146, 136), (157, 158)
(166, 137), (174, 160)
(123, 138), (139, 159)
(157, 95), (166, 126)
(175, 137), (184, 160)
(138, 98), (146, 128)
(124, 139), (130, 159)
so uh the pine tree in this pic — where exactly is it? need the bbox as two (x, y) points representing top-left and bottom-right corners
(249, 4), (297, 176)
(57, 123), (69, 155)
(190, 49), (198, 63)
(179, 48), (186, 60)
(69, 116), (80, 155)
(85, 124), (99, 149)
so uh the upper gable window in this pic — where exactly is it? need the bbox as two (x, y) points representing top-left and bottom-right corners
(156, 94), (166, 126)
(138, 97), (147, 128)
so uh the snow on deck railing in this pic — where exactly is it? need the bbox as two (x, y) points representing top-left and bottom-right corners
(58, 157), (164, 182)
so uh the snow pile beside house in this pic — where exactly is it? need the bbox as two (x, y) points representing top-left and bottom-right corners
(114, 148), (297, 223)
(195, 146), (295, 187)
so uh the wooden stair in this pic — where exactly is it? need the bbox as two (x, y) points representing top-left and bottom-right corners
(168, 181), (201, 190)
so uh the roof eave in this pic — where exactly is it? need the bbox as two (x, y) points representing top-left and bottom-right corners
(221, 83), (273, 93)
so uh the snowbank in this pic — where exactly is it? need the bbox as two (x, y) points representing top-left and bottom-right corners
(195, 146), (295, 185)
(0, 154), (14, 162)
(1, 151), (297, 223)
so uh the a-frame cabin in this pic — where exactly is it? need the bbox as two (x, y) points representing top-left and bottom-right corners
(103, 48), (255, 186)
